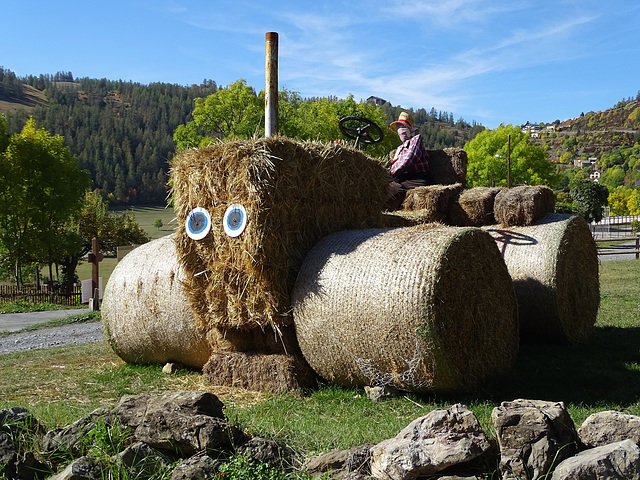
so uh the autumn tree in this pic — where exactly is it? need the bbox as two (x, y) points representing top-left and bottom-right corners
(464, 124), (559, 188)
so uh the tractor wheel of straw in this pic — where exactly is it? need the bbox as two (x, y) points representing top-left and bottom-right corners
(102, 235), (210, 368)
(292, 224), (519, 393)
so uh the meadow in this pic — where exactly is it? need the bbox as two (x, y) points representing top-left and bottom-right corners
(0, 259), (638, 457)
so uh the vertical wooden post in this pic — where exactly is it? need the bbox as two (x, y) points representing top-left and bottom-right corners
(507, 134), (511, 188)
(265, 32), (279, 138)
(88, 237), (104, 310)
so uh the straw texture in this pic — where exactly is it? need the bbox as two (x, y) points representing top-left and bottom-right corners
(171, 137), (391, 334)
(292, 224), (518, 393)
(483, 213), (599, 343)
(494, 185), (556, 226)
(425, 148), (468, 186)
(401, 183), (464, 219)
(102, 235), (211, 368)
(203, 352), (316, 393)
(448, 187), (504, 226)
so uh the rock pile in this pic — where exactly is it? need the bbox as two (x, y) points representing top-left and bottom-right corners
(2, 392), (640, 480)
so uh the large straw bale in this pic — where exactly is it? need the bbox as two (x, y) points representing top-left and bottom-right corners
(401, 183), (464, 218)
(425, 148), (468, 186)
(292, 225), (519, 393)
(448, 187), (504, 226)
(171, 137), (391, 336)
(102, 235), (211, 368)
(483, 213), (599, 343)
(494, 185), (556, 227)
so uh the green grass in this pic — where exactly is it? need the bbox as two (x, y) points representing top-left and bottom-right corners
(0, 260), (638, 462)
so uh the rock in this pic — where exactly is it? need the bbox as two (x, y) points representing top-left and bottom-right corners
(0, 431), (16, 467)
(115, 391), (245, 456)
(47, 456), (102, 480)
(42, 408), (115, 459)
(364, 385), (400, 402)
(0, 407), (44, 437)
(162, 362), (185, 374)
(4, 451), (52, 480)
(550, 439), (640, 480)
(370, 404), (490, 480)
(344, 444), (374, 475)
(491, 399), (578, 480)
(237, 436), (298, 470)
(113, 441), (170, 476)
(170, 453), (222, 480)
(304, 445), (368, 476)
(578, 410), (640, 448)
(114, 391), (225, 427)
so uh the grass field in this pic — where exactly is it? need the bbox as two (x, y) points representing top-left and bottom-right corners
(0, 259), (639, 458)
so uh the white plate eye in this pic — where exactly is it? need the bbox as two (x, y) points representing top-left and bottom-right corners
(185, 207), (211, 240)
(223, 204), (247, 237)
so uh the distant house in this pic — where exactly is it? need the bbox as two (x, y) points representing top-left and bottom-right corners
(366, 96), (387, 107)
(521, 122), (540, 138)
(590, 170), (601, 182)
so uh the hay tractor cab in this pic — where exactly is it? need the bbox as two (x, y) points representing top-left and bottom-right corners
(102, 124), (599, 395)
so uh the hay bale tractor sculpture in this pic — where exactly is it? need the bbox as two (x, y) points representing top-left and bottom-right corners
(102, 117), (599, 394)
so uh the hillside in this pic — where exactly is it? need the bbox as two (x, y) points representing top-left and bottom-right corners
(533, 99), (640, 164)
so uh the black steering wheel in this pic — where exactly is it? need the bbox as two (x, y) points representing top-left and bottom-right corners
(338, 116), (384, 149)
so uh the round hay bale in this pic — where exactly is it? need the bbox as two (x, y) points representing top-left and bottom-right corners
(292, 225), (518, 393)
(483, 213), (599, 343)
(494, 185), (556, 226)
(102, 235), (211, 368)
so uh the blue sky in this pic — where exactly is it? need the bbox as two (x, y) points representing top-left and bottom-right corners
(2, 0), (639, 129)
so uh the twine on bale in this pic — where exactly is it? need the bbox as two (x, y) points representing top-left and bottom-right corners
(494, 185), (556, 227)
(171, 137), (391, 337)
(102, 235), (211, 368)
(291, 224), (519, 393)
(483, 213), (599, 344)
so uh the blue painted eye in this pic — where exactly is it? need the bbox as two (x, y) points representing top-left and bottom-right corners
(223, 204), (247, 237)
(185, 207), (211, 240)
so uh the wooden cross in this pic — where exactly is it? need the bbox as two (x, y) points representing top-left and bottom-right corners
(87, 237), (104, 296)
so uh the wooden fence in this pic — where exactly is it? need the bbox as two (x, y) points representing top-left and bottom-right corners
(0, 284), (83, 306)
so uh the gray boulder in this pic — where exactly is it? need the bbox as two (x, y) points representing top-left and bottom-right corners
(550, 439), (640, 480)
(114, 391), (246, 456)
(578, 410), (640, 448)
(370, 404), (490, 480)
(42, 408), (114, 459)
(47, 456), (102, 480)
(170, 453), (221, 480)
(492, 399), (578, 480)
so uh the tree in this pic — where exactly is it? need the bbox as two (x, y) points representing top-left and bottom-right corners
(0, 118), (91, 285)
(570, 177), (609, 223)
(464, 125), (558, 188)
(154, 218), (163, 230)
(57, 190), (150, 292)
(174, 81), (397, 158)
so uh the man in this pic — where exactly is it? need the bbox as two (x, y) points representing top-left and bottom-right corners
(388, 112), (430, 209)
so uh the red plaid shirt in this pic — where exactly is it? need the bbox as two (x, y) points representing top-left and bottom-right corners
(390, 134), (429, 176)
